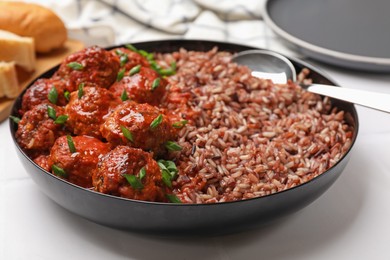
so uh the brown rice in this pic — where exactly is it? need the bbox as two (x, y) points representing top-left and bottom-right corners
(156, 47), (354, 204)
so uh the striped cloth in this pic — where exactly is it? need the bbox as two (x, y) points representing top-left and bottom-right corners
(21, 0), (295, 56)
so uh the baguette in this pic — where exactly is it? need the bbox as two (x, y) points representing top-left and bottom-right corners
(0, 61), (20, 98)
(0, 1), (67, 53)
(0, 29), (36, 72)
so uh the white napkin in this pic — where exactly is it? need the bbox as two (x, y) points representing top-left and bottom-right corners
(19, 0), (294, 56)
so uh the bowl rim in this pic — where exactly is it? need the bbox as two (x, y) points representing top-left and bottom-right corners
(9, 39), (360, 207)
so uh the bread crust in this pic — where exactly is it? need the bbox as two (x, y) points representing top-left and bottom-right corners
(0, 2), (67, 53)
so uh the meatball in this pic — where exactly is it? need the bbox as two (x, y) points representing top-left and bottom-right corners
(100, 101), (177, 155)
(33, 155), (50, 172)
(55, 46), (120, 90)
(20, 77), (68, 115)
(93, 146), (165, 201)
(16, 103), (67, 157)
(109, 66), (166, 105)
(65, 86), (120, 138)
(111, 47), (150, 71)
(48, 135), (110, 188)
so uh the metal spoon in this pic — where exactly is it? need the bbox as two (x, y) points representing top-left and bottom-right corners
(233, 50), (390, 113)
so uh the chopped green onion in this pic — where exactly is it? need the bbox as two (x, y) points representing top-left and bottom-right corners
(120, 55), (129, 67)
(159, 62), (176, 76)
(161, 169), (172, 188)
(120, 89), (129, 101)
(165, 141), (182, 151)
(129, 65), (141, 76)
(150, 114), (163, 130)
(54, 115), (68, 124)
(9, 115), (20, 124)
(125, 44), (138, 52)
(123, 174), (144, 189)
(78, 83), (84, 99)
(139, 167), (146, 180)
(172, 120), (188, 128)
(48, 86), (58, 104)
(150, 61), (161, 72)
(117, 68), (125, 82)
(120, 125), (134, 142)
(52, 164), (67, 178)
(158, 159), (178, 188)
(150, 61), (176, 76)
(67, 62), (84, 71)
(47, 105), (57, 120)
(115, 49), (124, 56)
(66, 135), (76, 153)
(166, 194), (182, 203)
(151, 78), (160, 91)
(158, 159), (178, 179)
(138, 49), (149, 57)
(64, 91), (70, 101)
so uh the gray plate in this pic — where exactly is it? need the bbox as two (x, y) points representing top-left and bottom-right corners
(263, 0), (390, 72)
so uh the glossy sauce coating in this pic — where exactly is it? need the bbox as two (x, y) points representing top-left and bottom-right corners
(20, 78), (68, 115)
(55, 46), (120, 90)
(93, 146), (165, 201)
(65, 87), (120, 138)
(109, 66), (166, 106)
(49, 135), (111, 188)
(16, 103), (67, 157)
(15, 45), (189, 203)
(100, 101), (177, 156)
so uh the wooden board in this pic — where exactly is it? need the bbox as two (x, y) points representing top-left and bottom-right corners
(0, 39), (84, 122)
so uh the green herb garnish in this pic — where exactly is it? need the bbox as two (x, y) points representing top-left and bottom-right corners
(172, 120), (188, 128)
(78, 83), (85, 99)
(159, 62), (176, 76)
(48, 86), (58, 104)
(151, 78), (160, 91)
(120, 55), (129, 67)
(66, 135), (76, 153)
(166, 194), (182, 203)
(150, 114), (163, 130)
(129, 65), (141, 76)
(165, 141), (182, 151)
(150, 61), (176, 76)
(64, 91), (70, 101)
(9, 115), (20, 124)
(123, 174), (144, 190)
(47, 105), (57, 120)
(125, 44), (138, 52)
(52, 164), (67, 178)
(161, 169), (172, 188)
(120, 89), (129, 101)
(117, 68), (125, 82)
(67, 62), (84, 71)
(54, 115), (68, 124)
(158, 159), (178, 188)
(120, 125), (134, 142)
(139, 167), (146, 180)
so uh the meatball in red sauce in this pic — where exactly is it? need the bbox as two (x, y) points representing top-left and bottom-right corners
(55, 46), (120, 90)
(48, 135), (110, 188)
(111, 47), (150, 71)
(16, 103), (67, 157)
(110, 66), (166, 106)
(20, 78), (68, 115)
(65, 87), (120, 138)
(33, 155), (51, 172)
(100, 101), (177, 156)
(93, 146), (165, 202)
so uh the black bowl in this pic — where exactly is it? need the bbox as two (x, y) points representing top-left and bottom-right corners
(9, 40), (359, 236)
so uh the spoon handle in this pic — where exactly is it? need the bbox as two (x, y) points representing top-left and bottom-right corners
(306, 84), (390, 113)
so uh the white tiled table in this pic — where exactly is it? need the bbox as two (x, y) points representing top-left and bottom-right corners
(1, 60), (390, 260)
